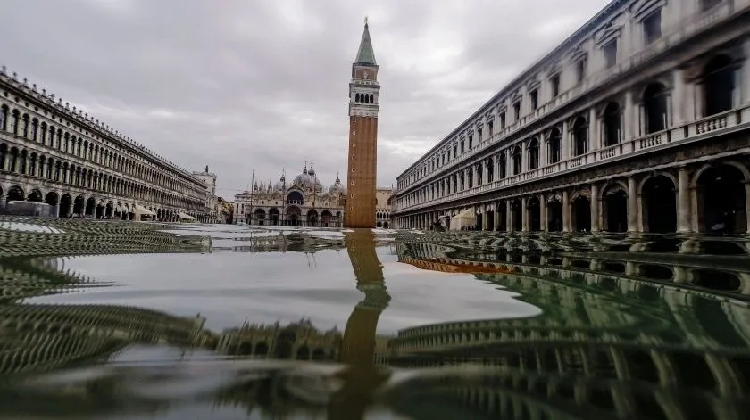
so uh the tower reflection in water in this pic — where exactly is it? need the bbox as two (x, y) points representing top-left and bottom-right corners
(1, 230), (750, 419)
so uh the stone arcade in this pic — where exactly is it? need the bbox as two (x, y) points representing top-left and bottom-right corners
(0, 68), (211, 221)
(393, 0), (750, 234)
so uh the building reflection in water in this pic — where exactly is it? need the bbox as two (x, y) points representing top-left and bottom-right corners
(1, 226), (750, 419)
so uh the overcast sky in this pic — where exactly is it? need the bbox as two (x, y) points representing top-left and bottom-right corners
(0, 0), (609, 199)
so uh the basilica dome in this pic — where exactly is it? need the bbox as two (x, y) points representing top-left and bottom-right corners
(293, 165), (322, 192)
(329, 174), (345, 195)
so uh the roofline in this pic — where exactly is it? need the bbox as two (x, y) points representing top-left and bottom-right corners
(395, 0), (627, 180)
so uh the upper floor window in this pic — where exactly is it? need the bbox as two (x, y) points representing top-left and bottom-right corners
(643, 10), (662, 45)
(513, 102), (521, 121)
(499, 112), (506, 129)
(702, 0), (722, 11)
(603, 40), (617, 69)
(550, 74), (561, 98)
(529, 90), (538, 111)
(576, 57), (587, 83)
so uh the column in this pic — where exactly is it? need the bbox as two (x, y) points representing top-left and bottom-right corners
(521, 198), (528, 232)
(588, 107), (598, 152)
(493, 204), (501, 231)
(743, 38), (750, 105)
(539, 195), (547, 231)
(561, 121), (570, 160)
(506, 201), (513, 232)
(677, 167), (691, 233)
(627, 177), (638, 233)
(482, 211), (489, 231)
(562, 190), (571, 232)
(623, 90), (634, 142)
(590, 183), (600, 232)
(672, 69), (686, 125)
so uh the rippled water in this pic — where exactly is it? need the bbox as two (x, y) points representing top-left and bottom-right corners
(1, 217), (749, 419)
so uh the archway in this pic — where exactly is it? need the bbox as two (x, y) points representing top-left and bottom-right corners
(602, 102), (621, 147)
(572, 117), (588, 156)
(45, 192), (59, 207)
(85, 197), (96, 217)
(285, 206), (301, 226)
(73, 196), (85, 216)
(603, 186), (628, 232)
(269, 208), (280, 226)
(546, 195), (562, 232)
(254, 342), (269, 356)
(643, 82), (667, 134)
(511, 199), (522, 231)
(485, 210), (495, 231)
(548, 128), (562, 164)
(306, 209), (319, 226)
(59, 194), (72, 217)
(96, 203), (105, 219)
(696, 164), (747, 233)
(253, 208), (266, 226)
(572, 194), (591, 232)
(27, 189), (43, 202)
(321, 210), (332, 227)
(642, 176), (677, 233)
(105, 202), (113, 218)
(527, 197), (541, 231)
(497, 204), (507, 231)
(703, 54), (734, 116)
(286, 190), (304, 205)
(6, 185), (24, 202)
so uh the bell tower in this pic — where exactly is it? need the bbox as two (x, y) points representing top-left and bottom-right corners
(345, 17), (379, 228)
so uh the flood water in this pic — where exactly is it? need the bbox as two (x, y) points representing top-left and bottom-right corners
(1, 217), (749, 419)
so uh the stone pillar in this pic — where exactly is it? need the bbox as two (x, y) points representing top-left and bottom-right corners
(590, 184), (600, 232)
(746, 183), (750, 234)
(623, 90), (634, 142)
(521, 198), (528, 232)
(627, 177), (638, 233)
(493, 205), (501, 231)
(561, 120), (570, 160)
(588, 107), (598, 152)
(482, 211), (489, 231)
(562, 190), (571, 232)
(742, 37), (750, 105)
(672, 69), (686, 125)
(506, 200), (513, 232)
(539, 195), (547, 231)
(677, 167), (691, 233)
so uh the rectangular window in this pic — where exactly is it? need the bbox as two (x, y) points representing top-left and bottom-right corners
(499, 112), (506, 129)
(550, 74), (561, 97)
(643, 10), (662, 45)
(513, 102), (521, 121)
(603, 40), (617, 69)
(576, 57), (587, 83)
(529, 90), (538, 111)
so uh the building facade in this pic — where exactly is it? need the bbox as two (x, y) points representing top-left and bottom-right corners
(232, 165), (346, 226)
(345, 19), (380, 228)
(0, 68), (210, 221)
(393, 0), (750, 234)
(192, 165), (220, 223)
(376, 187), (393, 227)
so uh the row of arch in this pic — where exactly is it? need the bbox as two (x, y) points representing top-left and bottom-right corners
(247, 207), (343, 227)
(353, 93), (375, 104)
(0, 103), (203, 195)
(398, 53), (737, 205)
(0, 143), (203, 211)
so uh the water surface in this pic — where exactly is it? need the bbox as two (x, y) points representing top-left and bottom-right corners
(1, 218), (749, 419)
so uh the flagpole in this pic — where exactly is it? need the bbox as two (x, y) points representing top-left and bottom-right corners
(248, 169), (255, 225)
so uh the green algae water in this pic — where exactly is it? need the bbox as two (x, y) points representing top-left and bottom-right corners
(1, 217), (749, 419)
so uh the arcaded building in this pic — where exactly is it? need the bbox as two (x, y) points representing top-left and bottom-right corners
(393, 0), (750, 234)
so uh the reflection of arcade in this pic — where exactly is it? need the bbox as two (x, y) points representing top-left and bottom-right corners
(388, 239), (750, 420)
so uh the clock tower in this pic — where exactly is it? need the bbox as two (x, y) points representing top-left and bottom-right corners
(344, 17), (379, 228)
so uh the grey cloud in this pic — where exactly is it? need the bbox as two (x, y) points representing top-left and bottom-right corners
(0, 0), (609, 198)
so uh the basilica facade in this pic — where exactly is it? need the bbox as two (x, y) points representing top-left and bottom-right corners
(232, 164), (346, 227)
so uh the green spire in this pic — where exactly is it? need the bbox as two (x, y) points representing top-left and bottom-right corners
(355, 17), (377, 65)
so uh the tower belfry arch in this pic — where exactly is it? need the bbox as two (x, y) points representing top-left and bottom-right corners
(345, 18), (380, 228)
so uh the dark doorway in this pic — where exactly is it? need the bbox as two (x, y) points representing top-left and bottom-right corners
(697, 164), (746, 233)
(572, 196), (591, 232)
(642, 176), (677, 233)
(604, 190), (628, 232)
(527, 197), (541, 231)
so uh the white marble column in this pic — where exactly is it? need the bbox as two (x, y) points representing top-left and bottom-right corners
(590, 184), (600, 232)
(561, 121), (570, 160)
(562, 190), (571, 232)
(539, 195), (547, 231)
(623, 90), (634, 141)
(677, 167), (691, 233)
(588, 107), (598, 152)
(627, 177), (638, 233)
(493, 204), (501, 231)
(521, 198), (528, 232)
(742, 37), (750, 105)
